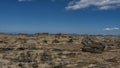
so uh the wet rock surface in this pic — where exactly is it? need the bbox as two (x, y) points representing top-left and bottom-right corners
(0, 34), (120, 68)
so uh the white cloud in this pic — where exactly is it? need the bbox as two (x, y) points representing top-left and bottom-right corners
(103, 27), (119, 31)
(18, 0), (32, 2)
(65, 0), (120, 10)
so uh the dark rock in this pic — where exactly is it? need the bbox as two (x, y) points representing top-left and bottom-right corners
(67, 38), (73, 43)
(41, 51), (52, 63)
(32, 63), (38, 68)
(43, 40), (48, 44)
(81, 36), (105, 53)
(52, 39), (60, 43)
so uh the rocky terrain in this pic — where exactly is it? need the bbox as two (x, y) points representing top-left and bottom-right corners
(0, 33), (120, 68)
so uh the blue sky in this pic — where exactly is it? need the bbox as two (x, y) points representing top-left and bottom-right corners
(0, 0), (120, 35)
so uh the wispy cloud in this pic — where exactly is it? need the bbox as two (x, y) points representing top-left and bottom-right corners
(65, 0), (120, 10)
(103, 27), (119, 31)
(18, 0), (32, 2)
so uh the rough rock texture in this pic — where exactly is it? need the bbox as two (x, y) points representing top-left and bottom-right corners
(81, 36), (105, 53)
(0, 33), (120, 68)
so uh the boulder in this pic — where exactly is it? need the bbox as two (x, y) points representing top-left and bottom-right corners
(81, 36), (105, 53)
